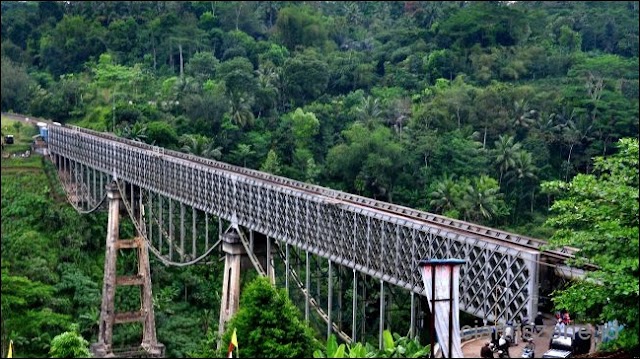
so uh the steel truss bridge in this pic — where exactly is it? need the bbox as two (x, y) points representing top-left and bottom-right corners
(39, 120), (584, 352)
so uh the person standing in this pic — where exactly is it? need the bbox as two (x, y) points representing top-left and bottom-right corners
(534, 311), (544, 334)
(498, 336), (511, 358)
(520, 315), (531, 340)
(491, 325), (499, 345)
(505, 320), (516, 345)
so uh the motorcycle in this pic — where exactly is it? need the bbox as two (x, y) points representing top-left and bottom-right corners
(491, 337), (512, 358)
(520, 336), (535, 358)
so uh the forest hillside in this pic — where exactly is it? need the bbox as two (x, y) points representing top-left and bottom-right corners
(1, 1), (638, 357)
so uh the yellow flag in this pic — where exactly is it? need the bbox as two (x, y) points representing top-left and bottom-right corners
(231, 328), (238, 348)
(7, 340), (13, 358)
(227, 329), (239, 358)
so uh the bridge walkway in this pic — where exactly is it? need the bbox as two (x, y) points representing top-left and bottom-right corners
(461, 313), (597, 358)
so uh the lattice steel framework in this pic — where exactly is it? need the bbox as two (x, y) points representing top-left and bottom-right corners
(51, 152), (110, 213)
(47, 125), (541, 324)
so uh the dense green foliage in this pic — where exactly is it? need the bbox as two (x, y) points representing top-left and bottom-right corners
(542, 138), (639, 352)
(1, 148), (93, 358)
(314, 331), (430, 358)
(1, 1), (638, 356)
(2, 1), (637, 231)
(218, 276), (320, 358)
(1, 118), (222, 358)
(49, 325), (92, 358)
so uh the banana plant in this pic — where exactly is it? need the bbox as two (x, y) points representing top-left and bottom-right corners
(379, 330), (431, 358)
(313, 334), (344, 358)
(314, 331), (430, 358)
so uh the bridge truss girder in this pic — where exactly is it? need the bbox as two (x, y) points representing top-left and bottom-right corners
(48, 125), (540, 330)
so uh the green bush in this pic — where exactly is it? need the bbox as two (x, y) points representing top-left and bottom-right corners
(313, 331), (431, 358)
(218, 276), (320, 358)
(49, 325), (92, 358)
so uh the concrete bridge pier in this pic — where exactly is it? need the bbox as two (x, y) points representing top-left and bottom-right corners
(217, 230), (250, 342)
(218, 229), (275, 340)
(91, 181), (164, 358)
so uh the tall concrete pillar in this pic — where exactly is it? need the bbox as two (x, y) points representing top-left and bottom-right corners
(217, 229), (276, 342)
(218, 231), (245, 338)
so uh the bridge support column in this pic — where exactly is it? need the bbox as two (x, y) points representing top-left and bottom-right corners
(91, 182), (164, 358)
(218, 230), (246, 339)
(218, 229), (276, 342)
(139, 235), (164, 356)
(91, 182), (120, 358)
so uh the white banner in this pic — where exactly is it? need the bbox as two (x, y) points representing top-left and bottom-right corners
(420, 259), (465, 358)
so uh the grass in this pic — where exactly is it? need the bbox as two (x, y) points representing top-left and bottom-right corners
(1, 115), (68, 203)
(1, 115), (40, 155)
(0, 115), (19, 126)
(1, 155), (44, 169)
(2, 115), (46, 173)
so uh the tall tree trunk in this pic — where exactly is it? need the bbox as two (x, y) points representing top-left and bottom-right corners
(235, 3), (243, 30)
(483, 125), (488, 149)
(269, 4), (275, 28)
(566, 143), (575, 181)
(530, 190), (534, 214)
(179, 43), (184, 78)
(152, 44), (157, 72)
(169, 40), (174, 74)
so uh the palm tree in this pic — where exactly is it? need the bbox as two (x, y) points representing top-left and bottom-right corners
(386, 97), (411, 134)
(505, 151), (538, 185)
(505, 150), (539, 214)
(232, 143), (255, 167)
(530, 111), (560, 145)
(559, 116), (593, 181)
(256, 61), (280, 86)
(343, 1), (363, 26)
(119, 122), (148, 143)
(493, 135), (522, 186)
(180, 134), (222, 160)
(429, 174), (458, 214)
(256, 62), (280, 115)
(228, 92), (255, 128)
(356, 95), (382, 129)
(512, 99), (537, 131)
(462, 176), (503, 223)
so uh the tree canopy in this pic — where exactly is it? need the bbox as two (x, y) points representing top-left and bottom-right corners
(542, 138), (639, 351)
(1, 0), (638, 355)
(218, 276), (320, 358)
